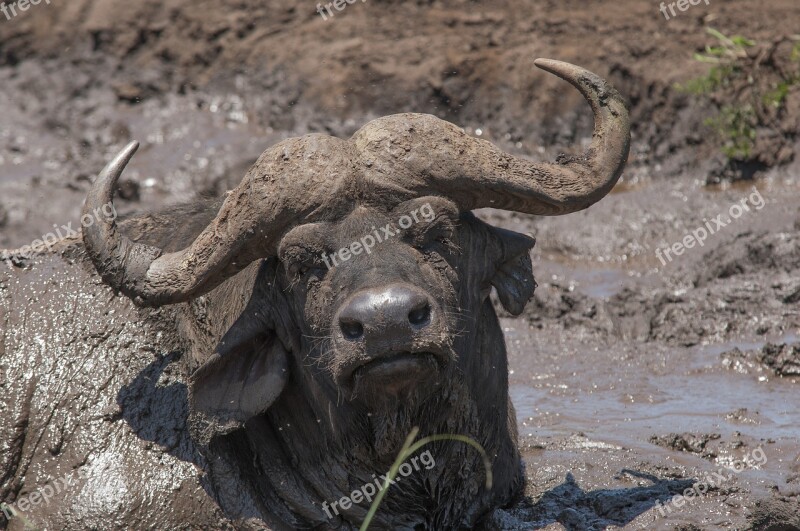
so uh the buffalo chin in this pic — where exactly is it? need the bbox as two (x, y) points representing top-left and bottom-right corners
(349, 352), (443, 406)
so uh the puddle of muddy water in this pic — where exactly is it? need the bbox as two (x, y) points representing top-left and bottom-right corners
(535, 259), (634, 299)
(505, 324), (800, 493)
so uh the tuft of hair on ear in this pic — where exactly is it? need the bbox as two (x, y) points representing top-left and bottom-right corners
(489, 226), (537, 316)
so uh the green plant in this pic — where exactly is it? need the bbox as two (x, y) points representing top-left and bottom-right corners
(763, 81), (791, 108)
(704, 104), (756, 159)
(692, 28), (755, 64)
(360, 427), (493, 531)
(680, 64), (734, 95)
(791, 40), (800, 62)
(678, 29), (800, 165)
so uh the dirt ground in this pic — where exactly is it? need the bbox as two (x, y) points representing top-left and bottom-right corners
(1, 0), (799, 529)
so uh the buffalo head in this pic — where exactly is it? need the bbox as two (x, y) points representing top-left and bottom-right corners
(82, 59), (629, 452)
(271, 194), (538, 413)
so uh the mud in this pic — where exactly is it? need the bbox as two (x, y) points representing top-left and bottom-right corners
(2, 0), (800, 529)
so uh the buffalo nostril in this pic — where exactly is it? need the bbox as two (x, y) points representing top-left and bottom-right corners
(408, 303), (431, 327)
(340, 319), (364, 340)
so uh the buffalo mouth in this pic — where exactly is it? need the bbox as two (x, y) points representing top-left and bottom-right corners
(349, 351), (446, 395)
(354, 351), (441, 379)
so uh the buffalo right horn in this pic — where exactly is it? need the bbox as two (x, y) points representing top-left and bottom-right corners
(353, 58), (631, 216)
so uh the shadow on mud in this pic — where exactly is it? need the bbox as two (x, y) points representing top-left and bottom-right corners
(115, 352), (199, 462)
(114, 352), (227, 506)
(511, 470), (695, 529)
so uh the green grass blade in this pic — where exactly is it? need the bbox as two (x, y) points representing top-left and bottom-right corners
(359, 428), (493, 530)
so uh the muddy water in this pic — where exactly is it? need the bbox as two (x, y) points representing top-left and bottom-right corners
(509, 329), (799, 438)
(513, 339), (795, 431)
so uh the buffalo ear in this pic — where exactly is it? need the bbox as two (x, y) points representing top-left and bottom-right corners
(188, 262), (290, 446)
(189, 333), (289, 445)
(489, 227), (537, 316)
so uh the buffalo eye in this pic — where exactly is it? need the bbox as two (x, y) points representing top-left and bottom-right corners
(287, 259), (326, 280)
(393, 196), (460, 253)
(277, 222), (332, 279)
(405, 221), (456, 255)
(281, 245), (329, 280)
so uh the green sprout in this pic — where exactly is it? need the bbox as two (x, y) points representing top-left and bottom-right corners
(704, 104), (756, 159)
(691, 27), (754, 65)
(359, 427), (493, 531)
(791, 38), (800, 62)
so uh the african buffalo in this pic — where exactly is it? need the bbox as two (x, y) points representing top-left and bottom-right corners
(1, 59), (628, 530)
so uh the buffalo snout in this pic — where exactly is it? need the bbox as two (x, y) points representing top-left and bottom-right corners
(333, 283), (449, 397)
(338, 283), (433, 342)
